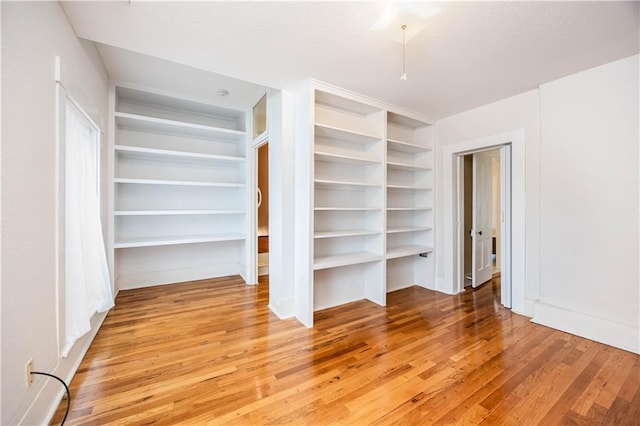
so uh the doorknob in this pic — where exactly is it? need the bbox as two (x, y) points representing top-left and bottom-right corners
(257, 187), (262, 208)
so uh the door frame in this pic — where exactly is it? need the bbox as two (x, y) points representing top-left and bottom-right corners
(246, 90), (271, 285)
(441, 130), (525, 314)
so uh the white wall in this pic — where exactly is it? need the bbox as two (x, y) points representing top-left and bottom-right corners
(1, 2), (110, 423)
(0, 5), (4, 422)
(533, 55), (639, 353)
(436, 89), (541, 314)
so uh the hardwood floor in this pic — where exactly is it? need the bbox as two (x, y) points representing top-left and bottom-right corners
(53, 276), (640, 425)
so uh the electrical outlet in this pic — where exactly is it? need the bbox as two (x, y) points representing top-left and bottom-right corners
(25, 359), (33, 388)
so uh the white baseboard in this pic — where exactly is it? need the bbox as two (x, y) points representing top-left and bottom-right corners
(415, 280), (436, 291)
(387, 281), (416, 293)
(20, 310), (109, 425)
(116, 263), (242, 290)
(435, 277), (458, 295)
(522, 297), (535, 317)
(269, 292), (294, 319)
(532, 301), (640, 354)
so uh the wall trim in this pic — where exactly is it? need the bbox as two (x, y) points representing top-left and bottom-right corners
(117, 263), (242, 290)
(268, 294), (295, 319)
(532, 301), (640, 354)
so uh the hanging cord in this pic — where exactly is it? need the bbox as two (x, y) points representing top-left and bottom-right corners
(400, 24), (407, 80)
(402, 24), (406, 75)
(31, 371), (70, 426)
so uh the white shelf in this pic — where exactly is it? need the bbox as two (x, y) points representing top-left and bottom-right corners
(114, 233), (245, 249)
(315, 90), (381, 116)
(315, 179), (380, 190)
(315, 123), (380, 145)
(315, 207), (382, 211)
(115, 210), (244, 216)
(313, 251), (383, 270)
(387, 226), (433, 234)
(387, 245), (434, 259)
(387, 112), (431, 129)
(387, 184), (432, 190)
(315, 151), (379, 166)
(116, 86), (245, 124)
(387, 161), (432, 172)
(115, 145), (244, 163)
(387, 207), (433, 211)
(115, 112), (245, 141)
(114, 178), (245, 188)
(387, 138), (432, 153)
(314, 229), (380, 239)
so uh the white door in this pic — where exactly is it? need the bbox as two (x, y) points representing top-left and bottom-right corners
(472, 152), (493, 288)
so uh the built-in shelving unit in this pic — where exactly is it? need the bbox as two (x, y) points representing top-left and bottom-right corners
(111, 86), (248, 290)
(386, 110), (435, 292)
(294, 85), (385, 326)
(294, 82), (435, 327)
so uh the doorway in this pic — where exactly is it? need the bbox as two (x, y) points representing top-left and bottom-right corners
(457, 145), (512, 308)
(442, 130), (525, 313)
(257, 142), (269, 277)
(462, 149), (502, 289)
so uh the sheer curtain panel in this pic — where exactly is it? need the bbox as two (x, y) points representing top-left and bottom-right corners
(63, 100), (114, 357)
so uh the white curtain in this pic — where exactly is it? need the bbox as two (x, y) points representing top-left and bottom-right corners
(63, 100), (114, 357)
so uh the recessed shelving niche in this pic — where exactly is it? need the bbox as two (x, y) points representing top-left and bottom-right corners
(111, 86), (248, 290)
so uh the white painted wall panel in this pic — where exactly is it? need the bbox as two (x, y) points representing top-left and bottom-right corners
(535, 55), (639, 353)
(1, 2), (110, 423)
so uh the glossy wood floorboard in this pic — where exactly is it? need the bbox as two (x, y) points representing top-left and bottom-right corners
(53, 276), (640, 425)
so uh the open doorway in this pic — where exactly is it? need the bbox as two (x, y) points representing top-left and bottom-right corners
(257, 142), (269, 277)
(250, 93), (269, 284)
(462, 149), (502, 289)
(456, 145), (512, 308)
(442, 130), (524, 313)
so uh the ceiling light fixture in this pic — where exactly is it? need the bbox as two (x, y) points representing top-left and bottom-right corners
(400, 24), (407, 81)
(370, 1), (441, 41)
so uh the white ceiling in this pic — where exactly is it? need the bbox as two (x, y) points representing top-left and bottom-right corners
(61, 1), (639, 118)
(95, 43), (267, 110)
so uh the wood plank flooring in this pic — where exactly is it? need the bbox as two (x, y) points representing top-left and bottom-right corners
(52, 276), (640, 425)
